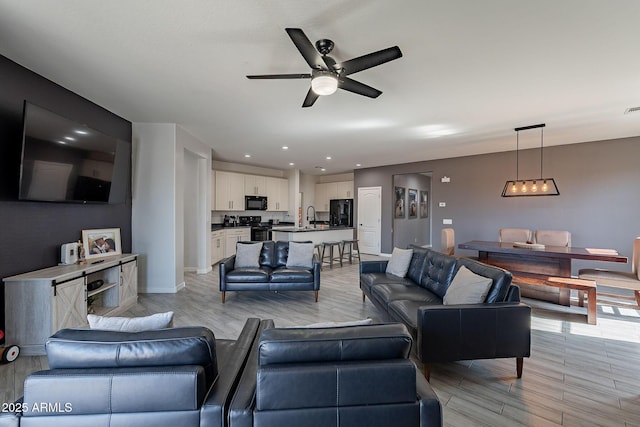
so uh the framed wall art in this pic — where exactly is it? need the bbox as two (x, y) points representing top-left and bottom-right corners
(82, 228), (122, 260)
(408, 188), (417, 218)
(394, 186), (406, 218)
(420, 190), (429, 218)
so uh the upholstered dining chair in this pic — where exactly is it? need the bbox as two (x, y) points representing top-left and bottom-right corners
(499, 228), (533, 243)
(534, 230), (572, 247)
(579, 237), (640, 307)
(440, 228), (455, 255)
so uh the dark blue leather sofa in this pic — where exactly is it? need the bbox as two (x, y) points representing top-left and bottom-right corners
(360, 246), (531, 380)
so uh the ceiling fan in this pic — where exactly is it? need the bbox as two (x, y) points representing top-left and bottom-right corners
(246, 28), (402, 107)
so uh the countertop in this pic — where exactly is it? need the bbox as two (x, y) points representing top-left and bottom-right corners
(211, 222), (295, 231)
(271, 226), (354, 233)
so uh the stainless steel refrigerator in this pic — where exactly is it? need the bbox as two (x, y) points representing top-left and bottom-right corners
(329, 199), (353, 227)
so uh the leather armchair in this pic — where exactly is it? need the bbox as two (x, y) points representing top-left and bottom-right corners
(3, 319), (261, 427)
(229, 323), (442, 427)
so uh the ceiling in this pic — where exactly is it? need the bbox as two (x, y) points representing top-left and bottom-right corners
(2, 0), (640, 175)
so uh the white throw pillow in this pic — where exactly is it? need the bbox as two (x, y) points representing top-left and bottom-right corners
(87, 311), (174, 332)
(443, 266), (493, 305)
(386, 247), (414, 277)
(298, 318), (374, 328)
(286, 241), (314, 268)
(235, 242), (263, 268)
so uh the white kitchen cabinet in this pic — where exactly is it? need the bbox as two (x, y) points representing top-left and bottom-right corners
(337, 181), (354, 199)
(266, 177), (289, 211)
(214, 171), (245, 211)
(224, 228), (251, 258)
(244, 175), (267, 196)
(211, 229), (225, 264)
(3, 254), (138, 355)
(315, 182), (337, 211)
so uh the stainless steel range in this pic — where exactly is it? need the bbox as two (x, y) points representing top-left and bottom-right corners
(239, 216), (269, 241)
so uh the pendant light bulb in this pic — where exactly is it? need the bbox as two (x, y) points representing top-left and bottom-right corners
(521, 181), (527, 193)
(531, 181), (537, 192)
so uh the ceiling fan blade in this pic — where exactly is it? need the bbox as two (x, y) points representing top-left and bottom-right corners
(285, 28), (328, 70)
(246, 73), (311, 79)
(302, 88), (319, 108)
(339, 46), (402, 76)
(338, 77), (382, 98)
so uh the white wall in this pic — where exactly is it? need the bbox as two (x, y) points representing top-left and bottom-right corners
(132, 123), (211, 293)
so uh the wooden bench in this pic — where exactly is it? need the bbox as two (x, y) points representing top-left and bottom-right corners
(512, 273), (597, 325)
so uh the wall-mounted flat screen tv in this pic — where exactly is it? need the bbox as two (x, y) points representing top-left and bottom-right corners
(19, 101), (130, 204)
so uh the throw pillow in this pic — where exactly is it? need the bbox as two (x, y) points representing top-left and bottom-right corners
(87, 311), (174, 332)
(443, 266), (493, 305)
(386, 247), (414, 277)
(298, 318), (374, 328)
(235, 242), (263, 268)
(286, 241), (314, 268)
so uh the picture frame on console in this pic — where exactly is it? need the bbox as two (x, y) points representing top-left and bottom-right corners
(83, 228), (122, 259)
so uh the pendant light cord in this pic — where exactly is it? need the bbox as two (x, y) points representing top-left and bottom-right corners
(516, 130), (519, 181)
(540, 126), (544, 179)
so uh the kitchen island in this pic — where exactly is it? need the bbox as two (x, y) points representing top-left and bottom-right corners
(271, 226), (354, 245)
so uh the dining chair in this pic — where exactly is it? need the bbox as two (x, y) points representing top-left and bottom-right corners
(498, 228), (533, 243)
(534, 230), (572, 247)
(440, 228), (455, 255)
(578, 237), (640, 307)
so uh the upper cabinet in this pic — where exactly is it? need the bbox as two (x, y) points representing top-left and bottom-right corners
(315, 181), (353, 211)
(214, 171), (245, 211)
(337, 181), (354, 199)
(245, 175), (266, 196)
(266, 177), (289, 211)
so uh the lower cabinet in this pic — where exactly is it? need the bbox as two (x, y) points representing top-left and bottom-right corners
(3, 254), (138, 355)
(211, 229), (225, 264)
(224, 228), (251, 258)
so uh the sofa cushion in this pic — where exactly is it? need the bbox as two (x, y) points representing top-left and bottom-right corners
(387, 300), (423, 337)
(270, 267), (314, 283)
(386, 247), (414, 277)
(371, 284), (441, 310)
(46, 327), (218, 385)
(87, 311), (174, 332)
(259, 241), (277, 268)
(360, 273), (414, 289)
(443, 265), (492, 305)
(286, 241), (314, 268)
(226, 267), (271, 283)
(456, 257), (513, 303)
(236, 242), (263, 268)
(406, 246), (429, 284)
(417, 249), (458, 298)
(274, 241), (290, 267)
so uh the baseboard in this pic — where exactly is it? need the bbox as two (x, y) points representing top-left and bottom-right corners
(196, 266), (212, 274)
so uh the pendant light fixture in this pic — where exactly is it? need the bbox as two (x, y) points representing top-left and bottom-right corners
(501, 123), (559, 197)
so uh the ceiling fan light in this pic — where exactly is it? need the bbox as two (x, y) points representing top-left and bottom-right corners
(311, 74), (338, 96)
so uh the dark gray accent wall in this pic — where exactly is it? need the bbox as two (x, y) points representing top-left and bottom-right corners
(0, 55), (132, 341)
(355, 137), (640, 275)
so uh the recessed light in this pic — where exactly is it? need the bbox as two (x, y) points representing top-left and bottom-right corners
(289, 162), (294, 166)
(356, 163), (361, 167)
(326, 156), (332, 160)
(244, 154), (251, 158)
(320, 168), (326, 172)
(57, 140), (66, 144)
(74, 129), (89, 135)
(282, 146), (289, 150)
(64, 136), (76, 141)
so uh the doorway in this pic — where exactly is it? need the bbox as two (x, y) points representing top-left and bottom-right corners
(357, 186), (382, 255)
(392, 173), (432, 249)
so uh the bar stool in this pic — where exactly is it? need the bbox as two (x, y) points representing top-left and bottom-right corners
(341, 239), (361, 264)
(321, 241), (343, 268)
(314, 244), (323, 261)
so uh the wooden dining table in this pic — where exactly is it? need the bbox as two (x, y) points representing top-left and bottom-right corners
(458, 240), (628, 305)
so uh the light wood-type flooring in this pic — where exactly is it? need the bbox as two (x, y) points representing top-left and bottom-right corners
(2, 254), (640, 426)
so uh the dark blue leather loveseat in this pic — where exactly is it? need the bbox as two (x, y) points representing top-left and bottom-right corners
(360, 246), (531, 380)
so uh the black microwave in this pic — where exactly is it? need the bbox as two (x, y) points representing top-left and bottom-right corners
(245, 195), (267, 210)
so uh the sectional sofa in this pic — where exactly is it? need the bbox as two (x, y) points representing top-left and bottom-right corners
(360, 245), (531, 380)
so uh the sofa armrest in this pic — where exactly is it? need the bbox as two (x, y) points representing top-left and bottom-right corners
(416, 371), (443, 427)
(200, 318), (260, 427)
(312, 254), (321, 290)
(0, 400), (21, 427)
(228, 319), (275, 427)
(416, 303), (531, 363)
(219, 255), (236, 291)
(360, 260), (388, 274)
(506, 285), (521, 302)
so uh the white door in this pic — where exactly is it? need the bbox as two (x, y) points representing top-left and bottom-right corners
(357, 186), (382, 255)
